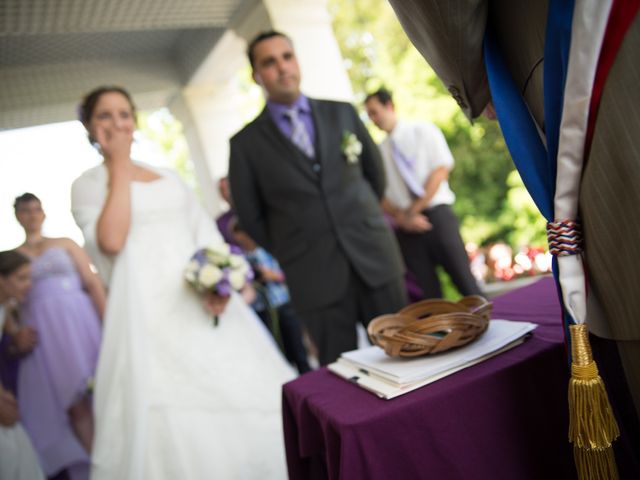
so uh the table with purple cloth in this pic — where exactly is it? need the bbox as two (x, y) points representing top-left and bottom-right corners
(282, 277), (576, 480)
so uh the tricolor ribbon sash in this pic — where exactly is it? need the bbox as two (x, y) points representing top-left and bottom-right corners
(484, 1), (628, 477)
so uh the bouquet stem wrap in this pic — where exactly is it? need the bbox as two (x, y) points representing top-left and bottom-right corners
(568, 324), (619, 479)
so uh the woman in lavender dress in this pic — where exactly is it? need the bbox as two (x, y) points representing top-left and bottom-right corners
(14, 193), (105, 480)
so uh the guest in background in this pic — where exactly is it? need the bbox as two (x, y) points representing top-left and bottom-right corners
(0, 250), (45, 480)
(215, 176), (239, 248)
(365, 88), (482, 299)
(0, 293), (37, 395)
(215, 177), (259, 306)
(231, 220), (312, 374)
(13, 192), (104, 480)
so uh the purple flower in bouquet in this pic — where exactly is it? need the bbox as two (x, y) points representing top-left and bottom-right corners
(216, 271), (232, 297)
(184, 244), (253, 326)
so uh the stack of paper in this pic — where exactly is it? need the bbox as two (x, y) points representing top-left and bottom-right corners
(328, 319), (537, 399)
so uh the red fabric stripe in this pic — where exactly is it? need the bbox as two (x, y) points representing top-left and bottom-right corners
(585, 0), (640, 159)
(582, 0), (640, 301)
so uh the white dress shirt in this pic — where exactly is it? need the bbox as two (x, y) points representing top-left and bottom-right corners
(379, 120), (456, 210)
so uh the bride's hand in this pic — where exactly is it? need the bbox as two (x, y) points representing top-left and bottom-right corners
(95, 125), (133, 167)
(203, 292), (231, 316)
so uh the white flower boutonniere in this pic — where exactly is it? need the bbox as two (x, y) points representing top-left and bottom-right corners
(341, 130), (363, 164)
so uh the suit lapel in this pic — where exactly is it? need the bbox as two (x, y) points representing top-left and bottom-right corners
(255, 107), (318, 182)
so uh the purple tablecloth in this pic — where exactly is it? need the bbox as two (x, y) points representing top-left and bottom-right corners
(282, 277), (576, 480)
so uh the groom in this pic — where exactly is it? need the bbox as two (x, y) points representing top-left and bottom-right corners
(228, 31), (407, 365)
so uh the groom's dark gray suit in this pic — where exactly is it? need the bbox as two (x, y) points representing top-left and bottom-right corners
(229, 97), (407, 364)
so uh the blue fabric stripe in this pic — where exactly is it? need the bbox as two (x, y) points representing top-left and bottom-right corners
(483, 0), (576, 334)
(483, 29), (554, 220)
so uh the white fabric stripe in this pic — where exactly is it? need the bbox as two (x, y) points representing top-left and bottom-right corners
(555, 0), (613, 325)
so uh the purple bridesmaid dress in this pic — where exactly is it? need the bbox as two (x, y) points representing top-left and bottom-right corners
(18, 246), (101, 480)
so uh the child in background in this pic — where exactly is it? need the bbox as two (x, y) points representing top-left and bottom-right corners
(230, 220), (312, 374)
(0, 250), (45, 480)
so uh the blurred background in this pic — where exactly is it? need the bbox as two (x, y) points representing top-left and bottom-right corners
(0, 0), (550, 297)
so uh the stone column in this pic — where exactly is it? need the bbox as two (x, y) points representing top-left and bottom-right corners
(168, 29), (250, 215)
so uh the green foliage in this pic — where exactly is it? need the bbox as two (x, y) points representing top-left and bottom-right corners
(500, 171), (548, 248)
(437, 267), (463, 301)
(328, 0), (545, 254)
(137, 109), (196, 188)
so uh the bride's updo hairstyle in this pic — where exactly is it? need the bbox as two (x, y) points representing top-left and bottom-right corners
(78, 86), (137, 145)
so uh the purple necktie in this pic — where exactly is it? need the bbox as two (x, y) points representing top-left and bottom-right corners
(284, 107), (315, 158)
(390, 139), (424, 197)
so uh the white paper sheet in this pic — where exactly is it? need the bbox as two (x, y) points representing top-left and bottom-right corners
(334, 320), (537, 387)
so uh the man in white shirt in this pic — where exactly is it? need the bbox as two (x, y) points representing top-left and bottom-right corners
(365, 88), (481, 299)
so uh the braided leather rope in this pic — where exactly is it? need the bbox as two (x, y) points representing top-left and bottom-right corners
(547, 219), (583, 256)
(367, 295), (492, 357)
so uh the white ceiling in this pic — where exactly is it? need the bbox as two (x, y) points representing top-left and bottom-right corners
(0, 0), (254, 130)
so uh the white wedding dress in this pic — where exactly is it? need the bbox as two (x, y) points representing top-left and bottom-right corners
(71, 163), (295, 480)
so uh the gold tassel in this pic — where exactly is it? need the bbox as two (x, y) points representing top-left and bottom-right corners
(568, 324), (620, 479)
(574, 446), (618, 480)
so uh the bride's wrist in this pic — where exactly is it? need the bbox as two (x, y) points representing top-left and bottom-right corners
(107, 161), (134, 184)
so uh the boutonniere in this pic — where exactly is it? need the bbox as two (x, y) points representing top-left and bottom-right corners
(341, 130), (363, 164)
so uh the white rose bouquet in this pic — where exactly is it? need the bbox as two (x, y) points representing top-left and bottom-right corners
(184, 244), (253, 326)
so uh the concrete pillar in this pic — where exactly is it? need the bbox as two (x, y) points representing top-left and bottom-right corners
(168, 90), (220, 215)
(168, 29), (250, 215)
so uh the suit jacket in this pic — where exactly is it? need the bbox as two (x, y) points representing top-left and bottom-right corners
(389, 0), (640, 340)
(389, 0), (547, 125)
(228, 98), (405, 312)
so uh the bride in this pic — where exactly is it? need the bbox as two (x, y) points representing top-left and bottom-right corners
(71, 86), (295, 479)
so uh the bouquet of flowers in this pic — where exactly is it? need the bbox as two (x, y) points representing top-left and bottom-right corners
(184, 244), (253, 326)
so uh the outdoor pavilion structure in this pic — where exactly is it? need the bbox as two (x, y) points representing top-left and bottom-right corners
(0, 0), (353, 215)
